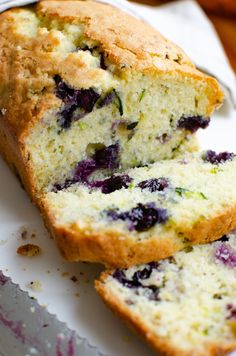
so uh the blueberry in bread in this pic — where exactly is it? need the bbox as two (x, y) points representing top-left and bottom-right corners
(42, 151), (236, 267)
(96, 233), (236, 355)
(0, 0), (223, 201)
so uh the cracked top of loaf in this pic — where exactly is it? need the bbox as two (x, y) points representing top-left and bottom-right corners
(0, 0), (223, 140)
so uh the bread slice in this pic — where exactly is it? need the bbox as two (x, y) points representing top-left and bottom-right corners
(42, 150), (236, 267)
(0, 1), (222, 200)
(96, 233), (236, 356)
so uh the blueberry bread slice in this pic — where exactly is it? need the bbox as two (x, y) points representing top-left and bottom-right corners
(42, 151), (236, 267)
(0, 0), (222, 200)
(96, 233), (236, 356)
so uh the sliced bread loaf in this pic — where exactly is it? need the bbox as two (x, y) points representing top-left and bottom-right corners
(96, 233), (236, 355)
(0, 1), (222, 200)
(42, 150), (236, 267)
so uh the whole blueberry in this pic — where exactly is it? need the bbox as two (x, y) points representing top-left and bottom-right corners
(93, 143), (120, 170)
(203, 150), (234, 164)
(98, 174), (132, 194)
(107, 203), (168, 232)
(138, 178), (170, 193)
(126, 203), (168, 231)
(177, 116), (210, 133)
(215, 242), (236, 268)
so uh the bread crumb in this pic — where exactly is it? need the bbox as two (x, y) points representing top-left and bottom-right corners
(61, 272), (69, 277)
(71, 275), (78, 283)
(17, 226), (37, 241)
(0, 108), (7, 116)
(75, 293), (80, 298)
(28, 280), (42, 292)
(21, 229), (28, 240)
(17, 244), (41, 257)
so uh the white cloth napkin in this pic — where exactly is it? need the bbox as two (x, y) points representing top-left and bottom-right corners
(0, 0), (236, 106)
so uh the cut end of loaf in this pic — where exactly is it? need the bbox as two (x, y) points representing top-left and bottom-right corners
(96, 233), (236, 355)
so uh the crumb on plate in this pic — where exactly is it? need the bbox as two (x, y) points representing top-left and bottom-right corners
(17, 244), (41, 257)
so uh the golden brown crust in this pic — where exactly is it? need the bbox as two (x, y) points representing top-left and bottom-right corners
(197, 0), (236, 16)
(41, 198), (236, 267)
(95, 272), (236, 356)
(0, 116), (37, 198)
(39, 0), (193, 67)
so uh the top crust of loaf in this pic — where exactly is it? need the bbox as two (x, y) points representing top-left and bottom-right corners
(0, 0), (223, 141)
(38, 0), (194, 69)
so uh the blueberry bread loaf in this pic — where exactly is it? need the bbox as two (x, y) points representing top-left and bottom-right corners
(0, 0), (222, 200)
(96, 233), (236, 355)
(42, 151), (236, 267)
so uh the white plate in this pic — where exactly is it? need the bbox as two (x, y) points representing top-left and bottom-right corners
(0, 103), (235, 356)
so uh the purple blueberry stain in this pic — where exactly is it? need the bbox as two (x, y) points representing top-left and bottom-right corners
(0, 271), (8, 285)
(133, 262), (160, 281)
(106, 208), (120, 221)
(133, 267), (152, 281)
(56, 335), (63, 356)
(215, 242), (236, 268)
(98, 91), (116, 108)
(0, 310), (25, 344)
(59, 105), (77, 130)
(77, 89), (100, 113)
(54, 75), (78, 103)
(53, 143), (120, 192)
(113, 263), (160, 300)
(106, 203), (168, 232)
(138, 178), (170, 193)
(113, 269), (142, 289)
(92, 174), (132, 194)
(74, 159), (98, 183)
(0, 305), (47, 353)
(93, 88), (124, 118)
(177, 116), (210, 133)
(203, 150), (234, 165)
(52, 178), (75, 192)
(54, 76), (100, 129)
(126, 203), (168, 231)
(93, 143), (120, 170)
(226, 304), (236, 320)
(67, 332), (75, 356)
